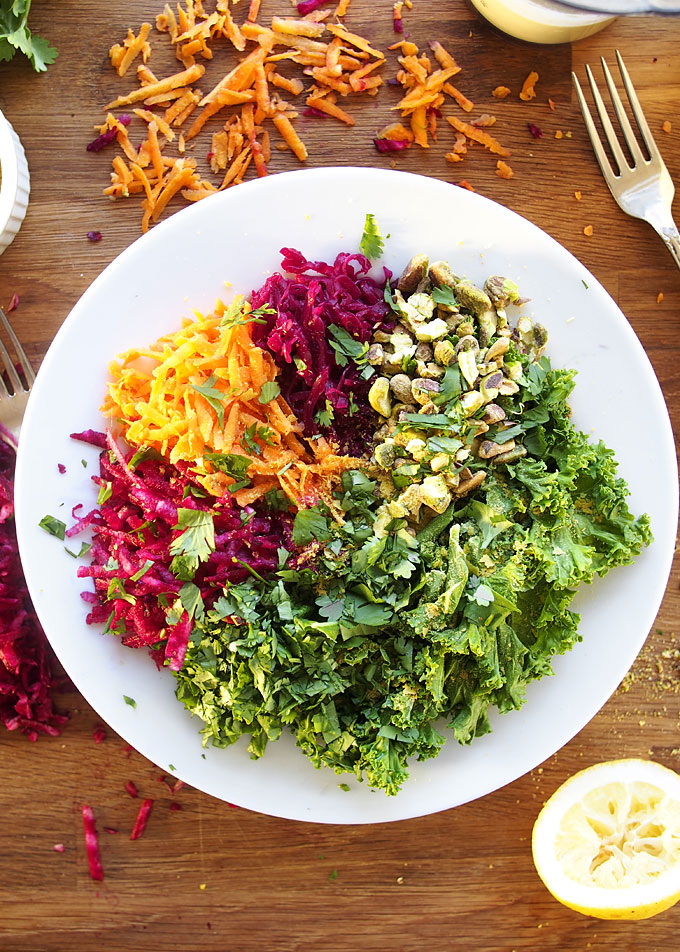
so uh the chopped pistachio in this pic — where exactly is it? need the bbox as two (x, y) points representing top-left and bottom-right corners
(414, 318), (449, 342)
(398, 254), (429, 296)
(454, 281), (492, 316)
(405, 437), (427, 460)
(434, 340), (455, 366)
(429, 452), (450, 473)
(411, 378), (440, 405)
(374, 441), (397, 468)
(420, 475), (452, 513)
(407, 293), (436, 320)
(460, 391), (484, 416)
(368, 377), (392, 416)
(457, 349), (479, 387)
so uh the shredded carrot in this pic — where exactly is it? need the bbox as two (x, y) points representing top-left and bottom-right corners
(443, 83), (474, 113)
(583, 224), (593, 237)
(272, 113), (308, 161)
(106, 63), (205, 109)
(104, 308), (359, 506)
(657, 292), (664, 304)
(306, 95), (355, 125)
(574, 190), (582, 201)
(247, 0), (261, 22)
(109, 23), (153, 77)
(457, 180), (475, 191)
(519, 71), (539, 102)
(492, 85), (511, 99)
(662, 119), (672, 134)
(446, 115), (511, 157)
(496, 160), (513, 179)
(548, 97), (556, 111)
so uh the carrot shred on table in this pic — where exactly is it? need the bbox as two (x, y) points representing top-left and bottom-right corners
(496, 159), (513, 179)
(106, 63), (205, 109)
(306, 95), (355, 125)
(109, 23), (153, 77)
(492, 85), (510, 99)
(446, 114), (511, 157)
(519, 70), (539, 102)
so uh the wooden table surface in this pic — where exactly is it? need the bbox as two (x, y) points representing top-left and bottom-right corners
(1, 2), (679, 949)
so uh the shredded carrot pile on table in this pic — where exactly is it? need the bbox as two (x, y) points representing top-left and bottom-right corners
(102, 301), (359, 509)
(374, 33), (512, 175)
(96, 0), (385, 231)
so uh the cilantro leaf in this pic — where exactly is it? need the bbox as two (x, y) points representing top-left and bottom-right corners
(123, 695), (137, 708)
(190, 375), (227, 428)
(431, 285), (457, 307)
(220, 297), (274, 328)
(64, 541), (92, 559)
(258, 381), (281, 405)
(39, 514), (66, 540)
(292, 507), (331, 547)
(204, 452), (251, 482)
(0, 2), (57, 72)
(359, 213), (384, 260)
(241, 423), (275, 456)
(170, 509), (215, 578)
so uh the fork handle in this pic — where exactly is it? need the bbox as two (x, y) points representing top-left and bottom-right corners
(651, 220), (680, 273)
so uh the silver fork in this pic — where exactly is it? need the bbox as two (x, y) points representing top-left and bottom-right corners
(573, 50), (680, 271)
(0, 306), (35, 446)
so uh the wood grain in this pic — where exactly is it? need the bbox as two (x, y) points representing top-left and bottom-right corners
(0, 3), (679, 950)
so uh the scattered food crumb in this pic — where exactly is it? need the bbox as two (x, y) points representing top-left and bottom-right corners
(86, 231), (103, 242)
(57, 463), (66, 474)
(93, 726), (106, 744)
(583, 224), (594, 237)
(396, 875), (404, 884)
(657, 291), (664, 304)
(125, 780), (139, 798)
(53, 843), (66, 853)
(199, 883), (206, 890)
(554, 130), (563, 139)
(548, 98), (556, 111)
(492, 86), (511, 99)
(457, 180), (475, 191)
(662, 120), (672, 133)
(528, 122), (543, 139)
(574, 190), (582, 201)
(6, 292), (19, 312)
(519, 70), (539, 102)
(496, 159), (513, 179)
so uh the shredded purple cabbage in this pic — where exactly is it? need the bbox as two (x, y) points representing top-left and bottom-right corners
(73, 433), (290, 671)
(250, 249), (391, 452)
(373, 138), (411, 153)
(0, 440), (68, 739)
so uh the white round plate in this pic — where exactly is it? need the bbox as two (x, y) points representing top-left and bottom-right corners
(15, 168), (677, 824)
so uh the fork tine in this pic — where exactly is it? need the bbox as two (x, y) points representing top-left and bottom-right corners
(572, 73), (619, 185)
(615, 49), (660, 163)
(600, 56), (647, 167)
(585, 64), (629, 176)
(0, 307), (35, 386)
(0, 336), (23, 394)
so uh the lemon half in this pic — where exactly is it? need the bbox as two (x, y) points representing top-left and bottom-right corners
(532, 759), (680, 920)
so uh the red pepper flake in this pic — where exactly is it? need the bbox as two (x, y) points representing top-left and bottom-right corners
(81, 805), (104, 881)
(169, 801), (183, 812)
(528, 123), (543, 139)
(130, 798), (153, 840)
(393, 1), (404, 33)
(7, 293), (19, 312)
(57, 463), (66, 474)
(456, 180), (475, 192)
(53, 843), (66, 853)
(86, 231), (103, 242)
(125, 780), (139, 798)
(93, 726), (107, 744)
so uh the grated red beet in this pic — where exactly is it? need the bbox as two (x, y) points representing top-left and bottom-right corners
(81, 804), (104, 880)
(72, 432), (290, 671)
(0, 439), (68, 740)
(250, 249), (391, 453)
(130, 798), (153, 840)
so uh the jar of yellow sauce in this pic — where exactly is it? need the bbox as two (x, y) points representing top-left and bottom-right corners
(469, 0), (615, 43)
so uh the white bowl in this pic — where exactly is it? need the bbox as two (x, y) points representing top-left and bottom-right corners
(15, 168), (677, 824)
(0, 110), (30, 256)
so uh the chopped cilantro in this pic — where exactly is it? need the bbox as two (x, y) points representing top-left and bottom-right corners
(123, 695), (137, 708)
(64, 541), (92, 559)
(190, 375), (227, 428)
(240, 423), (275, 457)
(292, 507), (331, 546)
(169, 509), (215, 579)
(258, 381), (281, 404)
(39, 515), (66, 540)
(359, 212), (384, 260)
(97, 481), (113, 505)
(431, 285), (457, 307)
